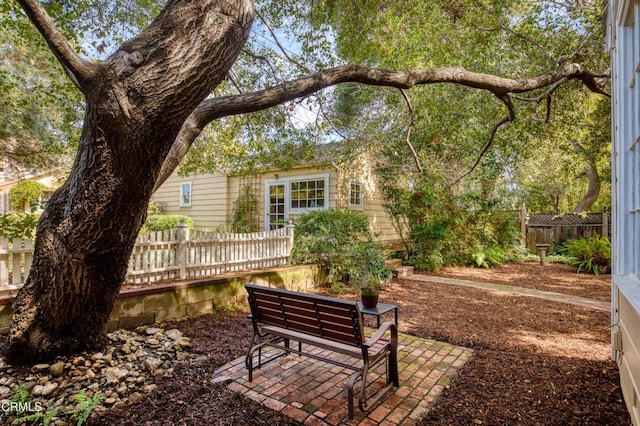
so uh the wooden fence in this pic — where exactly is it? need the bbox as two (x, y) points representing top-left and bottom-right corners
(519, 210), (610, 253)
(0, 237), (33, 292)
(0, 224), (294, 290)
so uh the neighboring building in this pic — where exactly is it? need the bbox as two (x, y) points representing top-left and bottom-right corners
(151, 145), (402, 245)
(606, 1), (640, 424)
(0, 161), (66, 214)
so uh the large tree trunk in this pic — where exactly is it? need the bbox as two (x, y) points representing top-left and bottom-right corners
(6, 0), (254, 364)
(572, 163), (601, 213)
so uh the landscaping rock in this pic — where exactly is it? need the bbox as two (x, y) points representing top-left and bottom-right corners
(31, 363), (50, 373)
(49, 361), (65, 378)
(145, 327), (163, 335)
(0, 326), (197, 421)
(165, 329), (183, 341)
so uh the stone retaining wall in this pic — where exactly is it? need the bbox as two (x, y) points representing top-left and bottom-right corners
(0, 265), (323, 335)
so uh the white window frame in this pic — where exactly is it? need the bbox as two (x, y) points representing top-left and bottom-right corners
(179, 181), (192, 207)
(288, 174), (329, 214)
(264, 173), (329, 227)
(348, 179), (364, 211)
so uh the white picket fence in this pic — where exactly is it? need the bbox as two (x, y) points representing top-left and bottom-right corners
(0, 237), (33, 292)
(0, 224), (294, 290)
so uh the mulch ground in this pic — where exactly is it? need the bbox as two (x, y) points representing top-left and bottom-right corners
(83, 262), (630, 424)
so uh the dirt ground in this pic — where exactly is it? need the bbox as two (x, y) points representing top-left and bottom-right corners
(86, 261), (629, 425)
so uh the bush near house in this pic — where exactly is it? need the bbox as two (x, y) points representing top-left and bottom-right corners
(140, 214), (193, 233)
(380, 178), (521, 271)
(291, 209), (389, 288)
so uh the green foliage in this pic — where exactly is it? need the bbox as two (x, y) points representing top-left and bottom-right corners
(309, 0), (610, 216)
(12, 406), (60, 426)
(9, 180), (45, 212)
(346, 243), (393, 293)
(140, 214), (193, 233)
(379, 176), (521, 271)
(146, 201), (165, 216)
(1, 4), (81, 170)
(291, 209), (390, 288)
(228, 185), (259, 233)
(0, 211), (39, 238)
(68, 391), (105, 426)
(565, 233), (611, 275)
(4, 386), (104, 426)
(3, 385), (30, 415)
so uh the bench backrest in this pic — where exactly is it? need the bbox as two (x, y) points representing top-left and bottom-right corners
(245, 284), (365, 347)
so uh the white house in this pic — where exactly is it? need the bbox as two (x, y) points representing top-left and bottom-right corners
(606, 0), (640, 424)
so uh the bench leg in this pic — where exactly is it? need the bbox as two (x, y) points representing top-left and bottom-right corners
(349, 353), (399, 419)
(389, 350), (399, 387)
(347, 371), (363, 420)
(283, 338), (303, 356)
(245, 337), (293, 382)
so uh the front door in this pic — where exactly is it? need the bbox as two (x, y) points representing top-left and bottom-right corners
(266, 182), (286, 230)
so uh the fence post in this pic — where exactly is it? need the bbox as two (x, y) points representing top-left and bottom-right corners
(177, 219), (188, 279)
(286, 220), (295, 258)
(0, 238), (8, 286)
(520, 204), (527, 244)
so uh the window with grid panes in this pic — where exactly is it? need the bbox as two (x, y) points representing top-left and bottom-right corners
(290, 178), (325, 209)
(348, 180), (364, 210)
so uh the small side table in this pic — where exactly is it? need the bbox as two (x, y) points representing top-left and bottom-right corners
(357, 302), (398, 328)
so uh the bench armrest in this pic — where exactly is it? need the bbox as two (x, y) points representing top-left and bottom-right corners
(364, 321), (397, 347)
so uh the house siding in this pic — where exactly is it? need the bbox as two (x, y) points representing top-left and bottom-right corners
(608, 0), (640, 424)
(334, 156), (400, 243)
(151, 172), (229, 229)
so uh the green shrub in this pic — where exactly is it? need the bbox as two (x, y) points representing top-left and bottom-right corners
(291, 209), (388, 285)
(565, 233), (611, 275)
(0, 212), (39, 239)
(9, 180), (45, 212)
(140, 214), (193, 233)
(386, 179), (521, 271)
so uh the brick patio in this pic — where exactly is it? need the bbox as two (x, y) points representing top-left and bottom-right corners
(213, 332), (473, 425)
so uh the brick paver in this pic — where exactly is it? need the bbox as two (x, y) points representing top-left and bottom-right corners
(213, 331), (473, 425)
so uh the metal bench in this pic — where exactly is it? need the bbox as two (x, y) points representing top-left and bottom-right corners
(244, 283), (399, 419)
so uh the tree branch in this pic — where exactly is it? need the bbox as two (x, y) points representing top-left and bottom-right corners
(154, 113), (205, 190)
(156, 61), (607, 186)
(449, 116), (511, 187)
(255, 9), (310, 73)
(571, 139), (601, 213)
(17, 0), (99, 92)
(194, 62), (600, 124)
(398, 89), (423, 173)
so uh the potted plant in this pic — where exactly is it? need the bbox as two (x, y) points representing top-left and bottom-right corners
(348, 244), (393, 309)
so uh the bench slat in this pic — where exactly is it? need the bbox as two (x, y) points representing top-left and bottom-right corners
(262, 325), (363, 358)
(259, 312), (287, 326)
